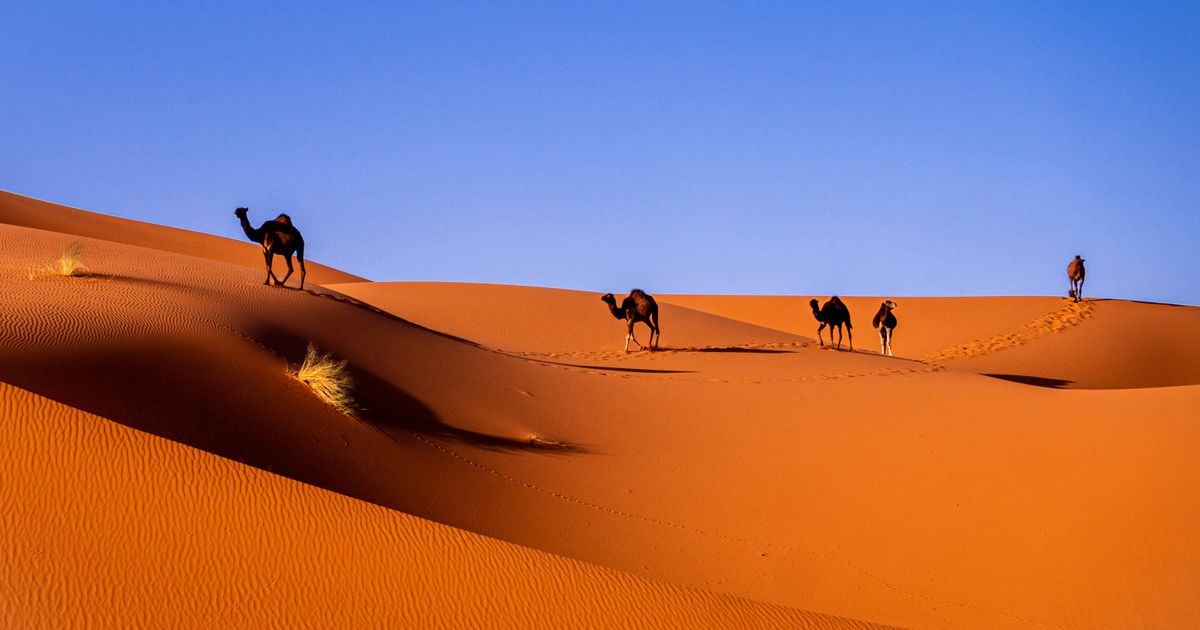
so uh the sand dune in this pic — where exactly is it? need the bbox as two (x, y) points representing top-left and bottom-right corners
(324, 281), (808, 355)
(3, 196), (1200, 628)
(0, 189), (363, 285)
(1, 381), (881, 629)
(659, 294), (1200, 389)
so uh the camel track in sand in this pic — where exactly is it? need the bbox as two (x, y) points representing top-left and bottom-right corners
(922, 299), (1095, 364)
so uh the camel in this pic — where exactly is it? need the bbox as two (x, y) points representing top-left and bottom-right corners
(871, 300), (898, 357)
(1067, 255), (1085, 302)
(601, 289), (660, 352)
(810, 296), (853, 351)
(235, 207), (307, 289)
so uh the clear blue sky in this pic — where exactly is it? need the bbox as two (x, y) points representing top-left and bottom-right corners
(3, 2), (1197, 303)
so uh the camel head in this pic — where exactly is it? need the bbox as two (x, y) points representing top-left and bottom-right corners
(234, 207), (249, 218)
(883, 300), (897, 311)
(809, 298), (821, 311)
(600, 293), (616, 306)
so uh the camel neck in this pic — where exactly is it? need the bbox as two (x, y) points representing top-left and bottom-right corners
(238, 214), (262, 242)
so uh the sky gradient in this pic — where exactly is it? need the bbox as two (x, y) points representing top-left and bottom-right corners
(3, 2), (1198, 303)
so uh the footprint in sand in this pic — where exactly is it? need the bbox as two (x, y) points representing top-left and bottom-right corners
(923, 299), (1095, 363)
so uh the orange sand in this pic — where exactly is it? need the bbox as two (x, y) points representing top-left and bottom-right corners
(2, 189), (1198, 628)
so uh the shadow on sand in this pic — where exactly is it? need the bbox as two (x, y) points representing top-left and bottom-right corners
(0, 327), (586, 524)
(983, 373), (1075, 389)
(679, 346), (795, 354)
(250, 325), (588, 454)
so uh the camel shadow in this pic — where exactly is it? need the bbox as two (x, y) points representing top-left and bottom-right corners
(983, 373), (1074, 389)
(675, 346), (795, 354)
(509, 354), (693, 374)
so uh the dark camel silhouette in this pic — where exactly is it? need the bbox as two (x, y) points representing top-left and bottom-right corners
(871, 300), (898, 357)
(601, 289), (660, 352)
(235, 207), (307, 289)
(810, 296), (853, 351)
(1067, 255), (1086, 302)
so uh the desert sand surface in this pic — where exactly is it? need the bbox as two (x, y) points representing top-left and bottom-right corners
(0, 189), (363, 285)
(3, 190), (1199, 629)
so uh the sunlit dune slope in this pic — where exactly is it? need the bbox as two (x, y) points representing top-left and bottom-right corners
(659, 294), (1200, 389)
(2, 198), (1199, 629)
(325, 280), (807, 354)
(0, 189), (363, 285)
(1, 382), (876, 629)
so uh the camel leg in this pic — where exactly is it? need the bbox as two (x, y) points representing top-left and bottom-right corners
(847, 324), (853, 351)
(278, 254), (294, 287)
(628, 321), (643, 350)
(834, 324), (842, 350)
(816, 323), (827, 347)
(297, 246), (307, 291)
(879, 329), (886, 355)
(1077, 278), (1084, 302)
(263, 249), (276, 285)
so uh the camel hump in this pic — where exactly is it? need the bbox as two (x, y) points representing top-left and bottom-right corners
(274, 213), (293, 225)
(630, 288), (647, 297)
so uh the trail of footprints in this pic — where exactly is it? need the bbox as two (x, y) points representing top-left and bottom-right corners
(922, 299), (1094, 363)
(506, 299), (1094, 385)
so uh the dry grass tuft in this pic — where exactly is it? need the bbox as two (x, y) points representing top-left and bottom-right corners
(30, 242), (87, 279)
(51, 242), (87, 276)
(291, 343), (355, 414)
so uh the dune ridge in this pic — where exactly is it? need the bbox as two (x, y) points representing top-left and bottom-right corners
(0, 189), (363, 285)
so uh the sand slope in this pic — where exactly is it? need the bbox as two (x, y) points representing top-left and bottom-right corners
(2, 196), (1199, 629)
(0, 189), (363, 285)
(659, 294), (1200, 389)
(1, 381), (878, 629)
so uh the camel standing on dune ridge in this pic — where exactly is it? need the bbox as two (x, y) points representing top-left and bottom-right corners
(1067, 255), (1086, 302)
(872, 300), (898, 357)
(235, 207), (307, 289)
(601, 289), (660, 352)
(810, 296), (853, 351)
